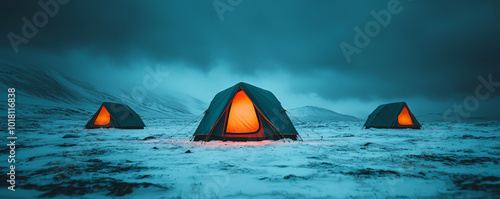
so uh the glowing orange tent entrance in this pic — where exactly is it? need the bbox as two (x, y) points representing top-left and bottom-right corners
(226, 91), (260, 133)
(94, 106), (111, 126)
(85, 102), (146, 129)
(397, 106), (414, 126)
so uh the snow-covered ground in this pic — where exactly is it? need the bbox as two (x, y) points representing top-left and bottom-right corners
(1, 103), (499, 198)
(1, 65), (499, 198)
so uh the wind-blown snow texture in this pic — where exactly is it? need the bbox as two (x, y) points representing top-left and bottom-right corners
(1, 65), (499, 198)
(0, 63), (206, 118)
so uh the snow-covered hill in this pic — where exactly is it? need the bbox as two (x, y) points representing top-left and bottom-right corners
(288, 106), (360, 121)
(0, 63), (206, 118)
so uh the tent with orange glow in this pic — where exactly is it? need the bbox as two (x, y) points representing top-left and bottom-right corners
(363, 102), (421, 129)
(193, 82), (299, 141)
(85, 102), (145, 129)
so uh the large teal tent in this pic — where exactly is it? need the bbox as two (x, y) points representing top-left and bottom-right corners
(193, 82), (299, 141)
(364, 102), (421, 129)
(85, 102), (145, 129)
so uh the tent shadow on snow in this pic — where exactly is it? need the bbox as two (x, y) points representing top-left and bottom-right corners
(85, 102), (146, 129)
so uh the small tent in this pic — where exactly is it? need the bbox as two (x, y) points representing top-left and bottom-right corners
(85, 102), (145, 129)
(193, 82), (299, 141)
(364, 102), (421, 129)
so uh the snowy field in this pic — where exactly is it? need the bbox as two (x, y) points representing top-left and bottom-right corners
(1, 104), (500, 198)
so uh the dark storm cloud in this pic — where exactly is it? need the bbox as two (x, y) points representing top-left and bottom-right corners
(1, 0), (360, 70)
(1, 0), (499, 109)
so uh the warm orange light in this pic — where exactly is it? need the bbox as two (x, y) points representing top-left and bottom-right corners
(398, 106), (413, 126)
(94, 106), (110, 126)
(226, 90), (259, 133)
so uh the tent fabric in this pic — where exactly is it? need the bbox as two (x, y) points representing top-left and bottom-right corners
(363, 102), (421, 129)
(193, 82), (299, 141)
(85, 102), (145, 129)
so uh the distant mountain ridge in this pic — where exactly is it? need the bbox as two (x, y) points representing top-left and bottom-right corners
(417, 113), (500, 122)
(288, 106), (360, 121)
(0, 63), (206, 117)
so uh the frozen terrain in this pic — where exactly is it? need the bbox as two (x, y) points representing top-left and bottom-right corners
(1, 105), (499, 198)
(1, 65), (499, 198)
